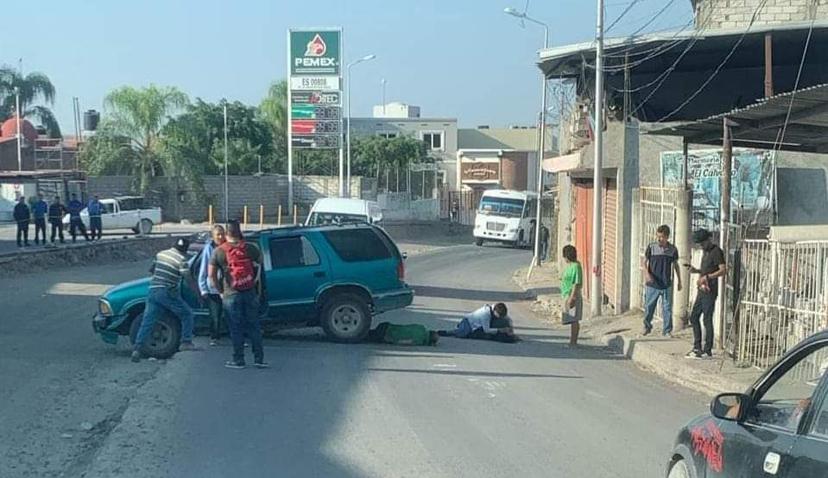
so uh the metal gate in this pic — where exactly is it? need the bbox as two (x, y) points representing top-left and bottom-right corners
(734, 239), (828, 371)
(440, 189), (482, 226)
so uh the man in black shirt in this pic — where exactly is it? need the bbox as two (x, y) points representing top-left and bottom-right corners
(685, 229), (726, 359)
(13, 196), (30, 248)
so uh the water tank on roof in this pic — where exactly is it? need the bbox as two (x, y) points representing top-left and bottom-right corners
(83, 110), (100, 131)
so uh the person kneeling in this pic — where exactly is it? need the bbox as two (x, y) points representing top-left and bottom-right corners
(438, 303), (518, 343)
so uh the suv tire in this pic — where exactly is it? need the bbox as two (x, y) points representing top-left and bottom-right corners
(129, 311), (181, 359)
(321, 293), (371, 343)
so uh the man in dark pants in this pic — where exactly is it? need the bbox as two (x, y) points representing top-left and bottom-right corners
(685, 229), (726, 359)
(32, 193), (48, 245)
(67, 193), (89, 243)
(198, 224), (226, 346)
(87, 195), (103, 241)
(209, 220), (267, 369)
(13, 196), (30, 248)
(48, 196), (66, 244)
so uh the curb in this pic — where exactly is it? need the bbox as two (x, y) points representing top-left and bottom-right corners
(597, 333), (748, 397)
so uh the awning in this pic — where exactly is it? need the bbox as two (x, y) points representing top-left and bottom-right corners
(646, 83), (828, 153)
(542, 152), (581, 173)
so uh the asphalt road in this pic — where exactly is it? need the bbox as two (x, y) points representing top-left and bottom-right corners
(0, 244), (706, 478)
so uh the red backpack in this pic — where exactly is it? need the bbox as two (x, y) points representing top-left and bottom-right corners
(220, 240), (256, 291)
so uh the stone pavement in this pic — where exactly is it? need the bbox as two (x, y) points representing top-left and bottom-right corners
(514, 263), (763, 397)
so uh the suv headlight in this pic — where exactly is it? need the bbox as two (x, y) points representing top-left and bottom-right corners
(99, 299), (113, 316)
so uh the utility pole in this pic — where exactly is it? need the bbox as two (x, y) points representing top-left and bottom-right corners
(381, 78), (387, 116)
(591, 0), (605, 317)
(718, 117), (733, 350)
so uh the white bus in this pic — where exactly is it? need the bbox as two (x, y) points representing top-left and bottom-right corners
(473, 189), (538, 248)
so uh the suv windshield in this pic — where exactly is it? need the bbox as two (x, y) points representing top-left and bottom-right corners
(308, 212), (366, 225)
(478, 197), (525, 218)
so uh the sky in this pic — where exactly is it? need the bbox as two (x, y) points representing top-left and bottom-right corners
(1, 0), (693, 133)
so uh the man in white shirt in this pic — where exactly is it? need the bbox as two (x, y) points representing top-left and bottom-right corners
(438, 303), (516, 341)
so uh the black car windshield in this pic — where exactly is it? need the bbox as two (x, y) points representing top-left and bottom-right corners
(478, 197), (525, 218)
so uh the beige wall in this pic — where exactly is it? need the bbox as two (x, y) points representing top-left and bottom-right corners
(694, 0), (828, 30)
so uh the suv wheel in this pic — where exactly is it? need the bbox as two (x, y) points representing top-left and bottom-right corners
(129, 312), (181, 359)
(321, 293), (371, 343)
(667, 459), (695, 478)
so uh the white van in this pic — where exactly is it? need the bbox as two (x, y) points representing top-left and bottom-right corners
(305, 198), (383, 226)
(473, 189), (537, 247)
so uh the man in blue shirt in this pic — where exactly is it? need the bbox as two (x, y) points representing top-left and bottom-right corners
(32, 193), (48, 246)
(67, 193), (89, 243)
(87, 195), (103, 241)
(643, 224), (682, 337)
(198, 224), (226, 346)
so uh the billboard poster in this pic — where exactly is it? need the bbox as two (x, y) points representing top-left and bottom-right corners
(660, 148), (774, 230)
(288, 28), (342, 150)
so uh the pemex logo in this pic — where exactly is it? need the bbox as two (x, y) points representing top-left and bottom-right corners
(305, 34), (327, 57)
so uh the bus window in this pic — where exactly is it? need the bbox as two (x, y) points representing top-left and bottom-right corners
(479, 197), (525, 218)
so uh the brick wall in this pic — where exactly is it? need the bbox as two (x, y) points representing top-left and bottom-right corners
(695, 0), (828, 30)
(87, 175), (374, 223)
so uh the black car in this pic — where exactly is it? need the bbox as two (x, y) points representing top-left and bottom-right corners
(666, 331), (828, 477)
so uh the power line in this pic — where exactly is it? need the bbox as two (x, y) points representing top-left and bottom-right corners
(655, 0), (769, 122)
(606, 0), (644, 33)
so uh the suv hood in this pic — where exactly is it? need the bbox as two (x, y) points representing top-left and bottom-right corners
(103, 277), (150, 309)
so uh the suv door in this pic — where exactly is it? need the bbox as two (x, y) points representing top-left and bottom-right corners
(263, 234), (329, 321)
(718, 341), (828, 477)
(782, 348), (828, 477)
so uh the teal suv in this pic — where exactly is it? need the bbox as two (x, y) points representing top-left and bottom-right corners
(92, 224), (413, 357)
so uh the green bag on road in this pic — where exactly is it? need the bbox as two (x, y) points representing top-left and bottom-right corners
(369, 322), (438, 346)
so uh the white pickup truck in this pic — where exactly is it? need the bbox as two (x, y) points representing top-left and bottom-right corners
(63, 196), (162, 235)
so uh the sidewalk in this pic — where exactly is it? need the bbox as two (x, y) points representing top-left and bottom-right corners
(514, 264), (763, 397)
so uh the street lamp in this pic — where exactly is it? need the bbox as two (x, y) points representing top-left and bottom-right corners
(504, 6), (548, 269)
(345, 54), (376, 197)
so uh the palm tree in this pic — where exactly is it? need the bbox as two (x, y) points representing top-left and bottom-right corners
(0, 66), (61, 137)
(101, 85), (189, 191)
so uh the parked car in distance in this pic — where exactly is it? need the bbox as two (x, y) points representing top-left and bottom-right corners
(305, 198), (382, 226)
(92, 223), (413, 358)
(665, 330), (828, 478)
(63, 196), (161, 235)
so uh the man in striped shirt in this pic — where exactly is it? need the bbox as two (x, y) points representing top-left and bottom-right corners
(132, 238), (197, 362)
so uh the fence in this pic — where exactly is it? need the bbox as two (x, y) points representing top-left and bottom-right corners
(440, 189), (482, 226)
(636, 187), (681, 320)
(733, 239), (828, 373)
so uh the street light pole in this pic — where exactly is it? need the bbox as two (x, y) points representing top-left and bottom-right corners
(346, 54), (376, 198)
(504, 7), (548, 268)
(223, 103), (229, 224)
(591, 0), (605, 317)
(15, 88), (22, 172)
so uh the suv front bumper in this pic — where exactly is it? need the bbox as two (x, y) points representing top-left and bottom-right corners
(93, 312), (121, 344)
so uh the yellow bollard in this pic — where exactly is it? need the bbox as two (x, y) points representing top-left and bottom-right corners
(293, 204), (298, 225)
(243, 205), (249, 226)
(208, 205), (213, 225)
(278, 205), (282, 226)
(259, 205), (264, 228)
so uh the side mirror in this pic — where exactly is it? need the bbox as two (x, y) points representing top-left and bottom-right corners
(711, 393), (750, 422)
(401, 252), (408, 260)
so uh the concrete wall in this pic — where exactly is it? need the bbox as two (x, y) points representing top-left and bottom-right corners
(87, 175), (376, 223)
(377, 192), (440, 221)
(694, 0), (828, 30)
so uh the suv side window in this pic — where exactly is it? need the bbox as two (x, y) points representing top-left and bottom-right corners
(748, 345), (828, 432)
(269, 236), (320, 268)
(322, 228), (391, 262)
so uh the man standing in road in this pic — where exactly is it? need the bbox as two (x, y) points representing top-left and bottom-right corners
(13, 196), (30, 248)
(32, 193), (48, 246)
(642, 225), (682, 337)
(87, 195), (103, 241)
(209, 220), (267, 369)
(685, 229), (726, 359)
(199, 224), (226, 346)
(132, 237), (198, 362)
(48, 196), (66, 244)
(67, 193), (89, 243)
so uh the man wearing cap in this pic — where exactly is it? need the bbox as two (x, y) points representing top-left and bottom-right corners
(132, 238), (198, 362)
(685, 229), (726, 359)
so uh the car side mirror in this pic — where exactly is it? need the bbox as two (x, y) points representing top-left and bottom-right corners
(401, 252), (408, 260)
(711, 392), (750, 422)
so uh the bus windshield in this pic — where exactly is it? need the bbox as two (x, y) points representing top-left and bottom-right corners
(478, 197), (525, 218)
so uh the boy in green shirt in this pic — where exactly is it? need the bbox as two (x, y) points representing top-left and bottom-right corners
(560, 245), (583, 346)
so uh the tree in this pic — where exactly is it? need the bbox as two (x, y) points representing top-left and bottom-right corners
(0, 65), (61, 137)
(259, 80), (288, 171)
(97, 85), (189, 192)
(350, 135), (430, 192)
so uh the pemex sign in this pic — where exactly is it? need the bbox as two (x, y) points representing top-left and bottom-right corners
(290, 30), (341, 76)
